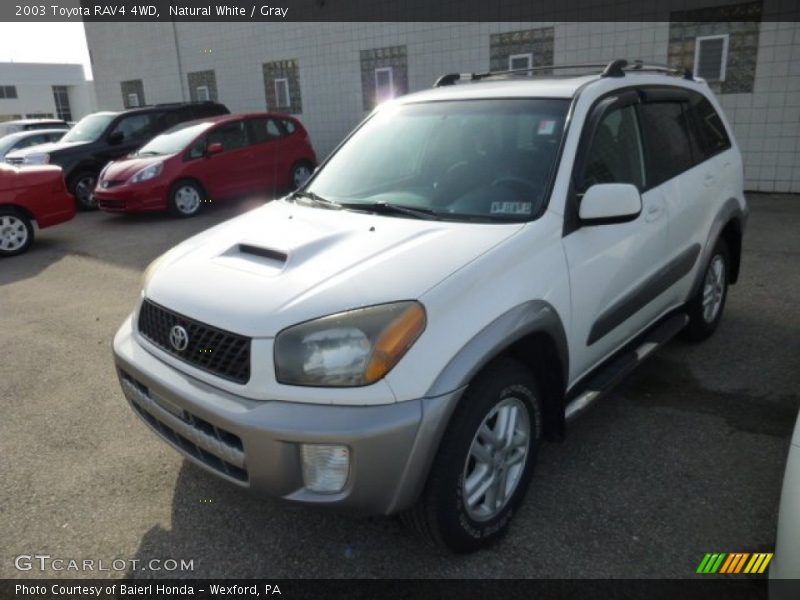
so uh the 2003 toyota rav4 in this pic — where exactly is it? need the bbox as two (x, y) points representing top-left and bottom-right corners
(113, 59), (747, 553)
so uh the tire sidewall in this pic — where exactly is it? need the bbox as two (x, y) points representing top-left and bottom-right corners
(169, 180), (204, 217)
(434, 366), (542, 551)
(69, 171), (98, 210)
(0, 208), (34, 257)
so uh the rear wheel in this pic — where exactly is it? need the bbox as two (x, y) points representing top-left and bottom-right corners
(69, 170), (98, 210)
(0, 207), (34, 257)
(289, 161), (314, 191)
(683, 238), (730, 341)
(402, 358), (542, 553)
(169, 180), (204, 218)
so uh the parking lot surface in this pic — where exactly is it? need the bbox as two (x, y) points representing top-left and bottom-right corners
(1, 194), (798, 578)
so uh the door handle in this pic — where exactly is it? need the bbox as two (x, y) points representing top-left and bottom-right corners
(645, 205), (662, 222)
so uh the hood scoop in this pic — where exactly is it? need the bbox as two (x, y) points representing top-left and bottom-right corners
(238, 243), (288, 263)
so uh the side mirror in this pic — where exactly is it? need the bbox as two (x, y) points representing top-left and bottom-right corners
(206, 142), (224, 156)
(107, 131), (124, 145)
(579, 183), (642, 225)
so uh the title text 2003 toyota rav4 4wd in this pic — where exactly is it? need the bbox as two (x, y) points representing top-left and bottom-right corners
(113, 59), (747, 553)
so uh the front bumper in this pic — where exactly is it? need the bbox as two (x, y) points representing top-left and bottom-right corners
(113, 316), (461, 514)
(95, 184), (167, 213)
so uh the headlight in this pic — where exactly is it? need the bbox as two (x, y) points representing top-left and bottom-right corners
(129, 162), (163, 183)
(23, 153), (49, 165)
(274, 301), (426, 387)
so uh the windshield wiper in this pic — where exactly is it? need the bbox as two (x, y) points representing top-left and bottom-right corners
(291, 190), (343, 210)
(340, 201), (441, 220)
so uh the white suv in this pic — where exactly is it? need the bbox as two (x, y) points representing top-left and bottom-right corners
(113, 60), (747, 553)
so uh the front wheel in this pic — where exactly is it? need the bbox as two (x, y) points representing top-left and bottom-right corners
(169, 180), (204, 218)
(402, 358), (542, 553)
(0, 207), (34, 257)
(683, 239), (730, 341)
(69, 171), (98, 210)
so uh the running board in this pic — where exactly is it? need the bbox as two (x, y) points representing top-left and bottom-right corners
(564, 313), (689, 421)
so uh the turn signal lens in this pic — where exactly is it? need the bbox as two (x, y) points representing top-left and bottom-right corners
(364, 302), (426, 383)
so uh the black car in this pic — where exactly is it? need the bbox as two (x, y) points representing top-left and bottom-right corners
(5, 102), (229, 209)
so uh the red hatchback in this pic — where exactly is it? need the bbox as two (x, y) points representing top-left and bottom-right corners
(95, 113), (317, 217)
(0, 165), (75, 257)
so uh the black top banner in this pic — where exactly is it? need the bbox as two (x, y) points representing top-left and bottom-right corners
(1, 0), (798, 22)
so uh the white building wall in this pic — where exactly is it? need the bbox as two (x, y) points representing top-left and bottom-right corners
(0, 62), (94, 121)
(84, 18), (800, 193)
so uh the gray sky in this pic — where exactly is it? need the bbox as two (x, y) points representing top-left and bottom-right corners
(0, 23), (93, 79)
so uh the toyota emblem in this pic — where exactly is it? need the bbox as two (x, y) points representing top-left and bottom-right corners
(169, 325), (189, 352)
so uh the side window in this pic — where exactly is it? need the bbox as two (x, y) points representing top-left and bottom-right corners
(187, 137), (206, 159)
(639, 101), (693, 186)
(247, 118), (282, 145)
(687, 92), (731, 162)
(281, 119), (296, 135)
(110, 113), (161, 142)
(582, 104), (645, 191)
(206, 121), (248, 152)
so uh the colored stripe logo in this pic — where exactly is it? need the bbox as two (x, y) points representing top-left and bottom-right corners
(697, 553), (773, 574)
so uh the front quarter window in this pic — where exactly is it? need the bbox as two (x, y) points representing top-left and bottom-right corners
(306, 98), (570, 222)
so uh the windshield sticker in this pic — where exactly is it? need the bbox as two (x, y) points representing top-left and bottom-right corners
(537, 119), (556, 135)
(490, 201), (532, 215)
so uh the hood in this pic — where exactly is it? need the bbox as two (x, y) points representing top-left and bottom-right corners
(0, 164), (63, 191)
(101, 155), (169, 183)
(145, 200), (523, 337)
(5, 140), (90, 158)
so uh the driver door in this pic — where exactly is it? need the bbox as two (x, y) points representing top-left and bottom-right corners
(561, 91), (670, 382)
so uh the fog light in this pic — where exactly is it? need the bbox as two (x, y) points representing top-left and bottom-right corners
(301, 444), (350, 493)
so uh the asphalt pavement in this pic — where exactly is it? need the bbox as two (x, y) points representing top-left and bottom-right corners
(1, 193), (798, 579)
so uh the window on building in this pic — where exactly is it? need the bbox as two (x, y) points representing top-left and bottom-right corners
(0, 86), (18, 99)
(196, 86), (210, 102)
(126, 93), (140, 108)
(509, 53), (533, 73)
(694, 34), (729, 82)
(52, 86), (72, 121)
(639, 101), (694, 187)
(374, 67), (394, 104)
(273, 78), (290, 109)
(582, 104), (645, 191)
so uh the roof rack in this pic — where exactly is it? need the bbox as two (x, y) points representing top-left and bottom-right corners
(433, 59), (693, 87)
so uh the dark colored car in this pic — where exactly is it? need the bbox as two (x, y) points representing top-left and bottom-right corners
(0, 119), (69, 138)
(0, 164), (75, 257)
(95, 113), (317, 217)
(5, 102), (229, 209)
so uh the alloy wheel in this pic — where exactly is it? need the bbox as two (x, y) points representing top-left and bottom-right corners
(0, 214), (29, 252)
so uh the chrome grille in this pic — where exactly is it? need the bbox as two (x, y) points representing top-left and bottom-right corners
(138, 299), (251, 384)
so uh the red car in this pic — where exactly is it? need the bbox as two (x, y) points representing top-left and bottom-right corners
(0, 165), (75, 257)
(95, 113), (317, 217)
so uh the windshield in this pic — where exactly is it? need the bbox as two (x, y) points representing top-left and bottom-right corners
(136, 121), (215, 156)
(60, 113), (116, 143)
(306, 98), (570, 222)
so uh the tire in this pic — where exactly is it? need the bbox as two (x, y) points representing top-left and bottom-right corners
(402, 358), (543, 553)
(168, 180), (204, 218)
(289, 161), (314, 191)
(682, 238), (730, 342)
(68, 170), (99, 210)
(0, 207), (34, 257)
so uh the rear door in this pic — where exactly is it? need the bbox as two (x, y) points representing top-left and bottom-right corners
(243, 117), (284, 192)
(562, 90), (670, 381)
(637, 88), (721, 305)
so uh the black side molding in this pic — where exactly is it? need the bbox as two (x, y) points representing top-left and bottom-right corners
(587, 243), (701, 345)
